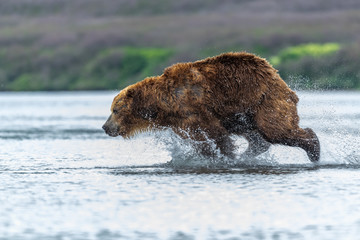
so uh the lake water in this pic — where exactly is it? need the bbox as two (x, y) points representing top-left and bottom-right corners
(0, 91), (360, 240)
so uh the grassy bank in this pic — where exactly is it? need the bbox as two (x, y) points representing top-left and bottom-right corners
(270, 43), (360, 90)
(0, 0), (360, 91)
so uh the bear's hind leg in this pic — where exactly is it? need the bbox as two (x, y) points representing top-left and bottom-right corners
(284, 128), (320, 162)
(258, 126), (320, 162)
(242, 131), (271, 158)
(253, 94), (320, 162)
(255, 116), (320, 162)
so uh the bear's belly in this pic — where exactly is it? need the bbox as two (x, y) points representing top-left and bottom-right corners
(222, 113), (255, 134)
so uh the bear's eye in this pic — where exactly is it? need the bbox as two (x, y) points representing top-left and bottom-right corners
(113, 104), (127, 115)
(119, 104), (127, 110)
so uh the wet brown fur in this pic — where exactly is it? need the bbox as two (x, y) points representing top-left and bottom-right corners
(103, 52), (320, 162)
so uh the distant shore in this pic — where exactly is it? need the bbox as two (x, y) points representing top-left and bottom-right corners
(0, 0), (359, 91)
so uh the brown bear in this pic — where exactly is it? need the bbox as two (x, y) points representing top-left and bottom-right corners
(102, 52), (320, 162)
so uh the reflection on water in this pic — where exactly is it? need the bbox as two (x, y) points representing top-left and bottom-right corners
(0, 91), (360, 239)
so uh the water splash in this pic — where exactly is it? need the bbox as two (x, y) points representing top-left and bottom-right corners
(118, 122), (360, 170)
(112, 91), (360, 169)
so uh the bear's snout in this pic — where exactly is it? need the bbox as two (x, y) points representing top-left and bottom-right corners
(102, 115), (120, 137)
(102, 123), (110, 134)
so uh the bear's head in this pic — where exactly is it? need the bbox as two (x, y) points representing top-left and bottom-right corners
(102, 84), (158, 138)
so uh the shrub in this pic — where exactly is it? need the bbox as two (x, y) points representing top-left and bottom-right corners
(275, 43), (360, 90)
(73, 47), (173, 90)
(270, 43), (340, 66)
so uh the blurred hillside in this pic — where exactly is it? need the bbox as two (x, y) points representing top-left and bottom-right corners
(0, 0), (360, 91)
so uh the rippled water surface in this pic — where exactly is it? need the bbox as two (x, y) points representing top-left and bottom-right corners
(1, 91), (360, 240)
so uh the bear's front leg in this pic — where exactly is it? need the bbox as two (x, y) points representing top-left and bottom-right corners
(173, 119), (235, 158)
(194, 133), (235, 158)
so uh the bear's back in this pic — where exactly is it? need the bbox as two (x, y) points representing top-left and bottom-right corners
(191, 52), (277, 113)
(194, 52), (270, 70)
(191, 52), (297, 118)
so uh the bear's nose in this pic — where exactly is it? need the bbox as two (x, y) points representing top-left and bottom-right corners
(102, 124), (109, 132)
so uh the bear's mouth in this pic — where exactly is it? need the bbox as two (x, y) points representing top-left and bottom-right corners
(107, 131), (120, 137)
(104, 129), (119, 137)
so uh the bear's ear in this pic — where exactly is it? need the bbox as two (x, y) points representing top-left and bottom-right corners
(139, 106), (158, 121)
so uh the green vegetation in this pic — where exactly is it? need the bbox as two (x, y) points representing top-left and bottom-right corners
(271, 43), (360, 90)
(77, 47), (173, 90)
(0, 46), (173, 91)
(270, 43), (340, 66)
(0, 0), (359, 91)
